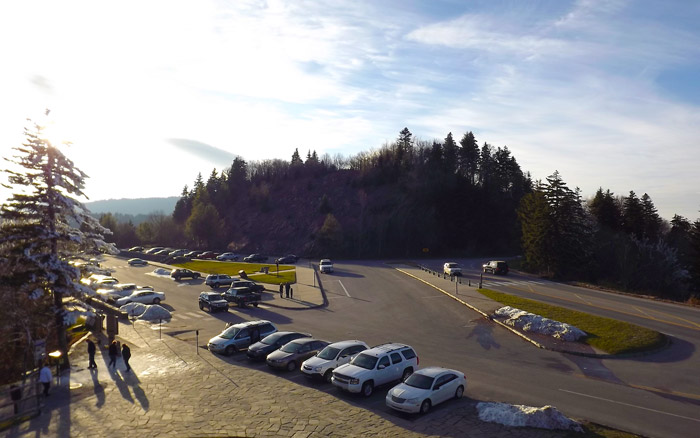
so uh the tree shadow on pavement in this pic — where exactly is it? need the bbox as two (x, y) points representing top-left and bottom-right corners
(466, 319), (501, 351)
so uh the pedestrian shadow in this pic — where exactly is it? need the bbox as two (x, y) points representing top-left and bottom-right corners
(91, 369), (106, 408)
(109, 369), (134, 404)
(122, 370), (149, 411)
(466, 320), (500, 350)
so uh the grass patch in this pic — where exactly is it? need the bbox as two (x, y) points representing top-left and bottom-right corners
(478, 288), (665, 355)
(579, 422), (643, 438)
(173, 260), (296, 285)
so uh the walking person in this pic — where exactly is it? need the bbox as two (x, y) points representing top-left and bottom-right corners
(39, 362), (52, 397)
(121, 343), (132, 372)
(289, 283), (293, 299)
(279, 283), (284, 298)
(285, 282), (290, 298)
(108, 341), (118, 370)
(87, 338), (97, 369)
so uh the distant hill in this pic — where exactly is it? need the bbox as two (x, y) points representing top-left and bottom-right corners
(85, 197), (178, 216)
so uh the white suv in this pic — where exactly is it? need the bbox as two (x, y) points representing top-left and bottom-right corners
(443, 262), (462, 276)
(319, 259), (334, 273)
(205, 274), (234, 288)
(331, 343), (419, 397)
(301, 340), (369, 383)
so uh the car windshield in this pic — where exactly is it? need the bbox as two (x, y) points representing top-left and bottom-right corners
(280, 341), (304, 353)
(261, 332), (284, 345)
(317, 346), (340, 360)
(404, 373), (434, 390)
(219, 327), (240, 340)
(350, 353), (378, 370)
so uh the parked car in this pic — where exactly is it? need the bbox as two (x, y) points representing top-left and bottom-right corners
(332, 343), (419, 397)
(223, 288), (261, 307)
(229, 280), (265, 293)
(91, 277), (120, 290)
(128, 258), (148, 266)
(144, 247), (164, 254)
(276, 255), (299, 264)
(483, 260), (509, 275)
(216, 252), (240, 261)
(98, 284), (153, 302)
(385, 367), (466, 414)
(170, 268), (201, 281)
(319, 259), (334, 273)
(243, 253), (268, 263)
(128, 246), (144, 252)
(168, 249), (188, 257)
(301, 340), (369, 382)
(205, 274), (234, 288)
(267, 338), (329, 372)
(198, 292), (228, 312)
(198, 251), (218, 259)
(207, 320), (277, 355)
(246, 331), (312, 361)
(443, 262), (462, 276)
(153, 249), (171, 256)
(184, 250), (202, 258)
(116, 290), (165, 306)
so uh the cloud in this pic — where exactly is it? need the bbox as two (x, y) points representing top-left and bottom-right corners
(167, 138), (237, 165)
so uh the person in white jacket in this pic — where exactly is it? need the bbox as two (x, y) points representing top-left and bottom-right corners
(39, 363), (52, 396)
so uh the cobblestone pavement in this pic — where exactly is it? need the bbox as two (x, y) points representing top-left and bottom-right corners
(4, 263), (582, 438)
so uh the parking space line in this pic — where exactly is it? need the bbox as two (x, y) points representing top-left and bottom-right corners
(339, 280), (351, 298)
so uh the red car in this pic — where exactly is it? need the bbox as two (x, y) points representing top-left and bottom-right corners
(198, 251), (220, 260)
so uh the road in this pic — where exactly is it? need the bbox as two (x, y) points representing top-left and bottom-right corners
(101, 256), (700, 438)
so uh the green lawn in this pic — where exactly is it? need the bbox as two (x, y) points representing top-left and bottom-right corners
(478, 288), (665, 355)
(173, 260), (297, 285)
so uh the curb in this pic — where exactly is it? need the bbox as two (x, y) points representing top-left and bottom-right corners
(393, 265), (671, 359)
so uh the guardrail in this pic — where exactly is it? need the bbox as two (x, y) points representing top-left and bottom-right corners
(415, 265), (483, 288)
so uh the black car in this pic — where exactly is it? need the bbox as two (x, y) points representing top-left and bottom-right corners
(483, 260), (509, 275)
(171, 268), (201, 280)
(246, 331), (312, 361)
(266, 338), (329, 372)
(199, 292), (228, 312)
(276, 255), (299, 264)
(229, 280), (265, 293)
(243, 253), (268, 263)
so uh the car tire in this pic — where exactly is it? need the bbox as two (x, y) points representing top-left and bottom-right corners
(361, 381), (374, 397)
(324, 369), (333, 383)
(401, 367), (413, 382)
(253, 302), (259, 307)
(286, 361), (297, 372)
(153, 298), (161, 304)
(199, 302), (204, 310)
(455, 385), (464, 399)
(225, 345), (236, 356)
(420, 399), (431, 414)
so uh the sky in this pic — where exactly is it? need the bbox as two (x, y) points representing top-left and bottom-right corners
(1, 0), (699, 221)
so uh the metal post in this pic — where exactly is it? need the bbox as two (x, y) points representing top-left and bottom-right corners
(479, 273), (483, 289)
(455, 280), (458, 295)
(159, 319), (162, 340)
(196, 330), (199, 355)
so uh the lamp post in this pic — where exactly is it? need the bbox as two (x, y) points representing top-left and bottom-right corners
(48, 350), (62, 384)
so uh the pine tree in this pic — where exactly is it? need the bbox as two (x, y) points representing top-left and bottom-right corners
(442, 132), (458, 174)
(517, 190), (552, 274)
(291, 148), (303, 166)
(589, 188), (621, 231)
(689, 219), (700, 292)
(623, 191), (645, 239)
(641, 193), (661, 241)
(173, 185), (192, 224)
(0, 116), (114, 364)
(458, 131), (479, 184)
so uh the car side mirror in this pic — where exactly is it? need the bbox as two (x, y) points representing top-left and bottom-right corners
(378, 364), (386, 370)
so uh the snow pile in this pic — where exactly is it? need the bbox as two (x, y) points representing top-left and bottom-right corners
(476, 402), (583, 432)
(139, 305), (171, 321)
(120, 302), (148, 317)
(495, 306), (586, 341)
(152, 268), (171, 276)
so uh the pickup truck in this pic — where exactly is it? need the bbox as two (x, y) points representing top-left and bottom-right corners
(230, 280), (265, 293)
(223, 288), (261, 307)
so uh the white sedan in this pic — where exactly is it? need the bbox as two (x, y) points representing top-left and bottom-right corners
(128, 258), (148, 266)
(385, 367), (466, 414)
(116, 290), (165, 306)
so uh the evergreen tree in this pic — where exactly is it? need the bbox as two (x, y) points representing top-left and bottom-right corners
(0, 116), (114, 364)
(477, 143), (494, 188)
(173, 185), (192, 224)
(517, 190), (552, 274)
(589, 188), (621, 231)
(641, 193), (661, 241)
(690, 219), (700, 292)
(442, 132), (458, 174)
(458, 131), (479, 184)
(622, 191), (645, 239)
(291, 148), (303, 166)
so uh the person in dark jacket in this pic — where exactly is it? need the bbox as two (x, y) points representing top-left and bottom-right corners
(87, 339), (97, 369)
(108, 341), (118, 370)
(279, 283), (283, 298)
(285, 282), (290, 298)
(121, 344), (132, 372)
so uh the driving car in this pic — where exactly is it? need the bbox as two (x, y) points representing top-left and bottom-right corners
(216, 252), (240, 261)
(246, 331), (312, 361)
(198, 292), (228, 312)
(266, 338), (329, 372)
(116, 290), (165, 306)
(128, 258), (148, 266)
(276, 255), (299, 264)
(319, 259), (333, 273)
(207, 320), (278, 355)
(301, 340), (369, 382)
(170, 268), (201, 280)
(385, 367), (466, 414)
(483, 260), (509, 275)
(443, 262), (462, 276)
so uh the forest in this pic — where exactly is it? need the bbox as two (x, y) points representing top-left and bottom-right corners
(99, 127), (700, 302)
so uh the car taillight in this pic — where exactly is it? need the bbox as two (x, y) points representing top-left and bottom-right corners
(416, 356), (419, 365)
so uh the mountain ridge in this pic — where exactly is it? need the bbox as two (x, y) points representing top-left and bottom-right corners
(85, 197), (178, 216)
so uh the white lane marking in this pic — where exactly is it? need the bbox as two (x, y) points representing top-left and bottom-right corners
(338, 280), (351, 298)
(559, 389), (700, 422)
(175, 313), (192, 319)
(574, 293), (592, 305)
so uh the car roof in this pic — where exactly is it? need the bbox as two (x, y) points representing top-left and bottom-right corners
(326, 340), (367, 349)
(320, 259), (332, 263)
(229, 320), (273, 329)
(362, 343), (411, 357)
(413, 366), (458, 378)
(287, 337), (321, 345)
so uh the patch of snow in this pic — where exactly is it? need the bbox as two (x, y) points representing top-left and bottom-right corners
(476, 402), (582, 432)
(138, 305), (171, 322)
(495, 306), (586, 341)
(149, 268), (171, 277)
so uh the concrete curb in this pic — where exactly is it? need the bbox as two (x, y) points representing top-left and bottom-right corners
(393, 265), (670, 359)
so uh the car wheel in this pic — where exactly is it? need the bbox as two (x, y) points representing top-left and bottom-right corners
(420, 399), (431, 414)
(401, 367), (413, 382)
(199, 302), (204, 310)
(455, 385), (464, 399)
(253, 302), (259, 307)
(361, 381), (374, 397)
(225, 345), (236, 356)
(153, 298), (161, 304)
(286, 361), (297, 372)
(324, 369), (333, 383)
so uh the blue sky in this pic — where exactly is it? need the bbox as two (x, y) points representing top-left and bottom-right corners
(1, 0), (699, 221)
